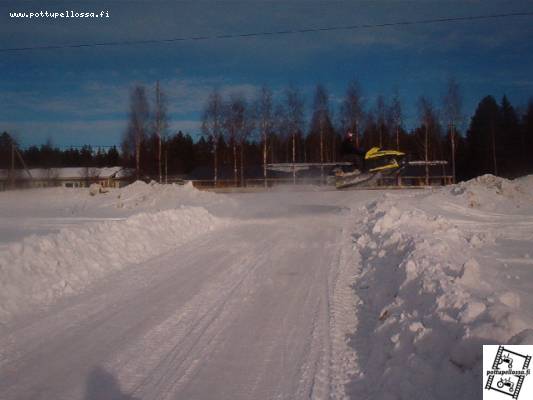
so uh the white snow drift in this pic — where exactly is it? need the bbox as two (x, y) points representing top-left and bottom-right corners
(0, 182), (225, 323)
(345, 174), (533, 399)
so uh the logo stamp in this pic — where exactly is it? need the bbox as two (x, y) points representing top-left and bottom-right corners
(484, 345), (532, 399)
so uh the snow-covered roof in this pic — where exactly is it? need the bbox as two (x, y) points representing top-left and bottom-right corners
(92, 167), (126, 178)
(0, 167), (133, 180)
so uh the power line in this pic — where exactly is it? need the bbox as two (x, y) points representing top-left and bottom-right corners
(2, 11), (533, 53)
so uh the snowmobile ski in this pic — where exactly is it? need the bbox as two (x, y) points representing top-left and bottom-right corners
(335, 172), (383, 189)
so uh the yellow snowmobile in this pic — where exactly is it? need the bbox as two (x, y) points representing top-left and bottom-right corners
(335, 147), (407, 189)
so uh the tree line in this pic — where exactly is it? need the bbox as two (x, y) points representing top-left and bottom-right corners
(196, 79), (533, 183)
(0, 133), (120, 170)
(2, 79), (532, 184)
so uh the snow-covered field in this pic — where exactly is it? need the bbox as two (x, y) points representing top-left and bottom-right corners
(0, 176), (532, 399)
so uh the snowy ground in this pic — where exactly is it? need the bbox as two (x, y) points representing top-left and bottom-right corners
(0, 176), (532, 399)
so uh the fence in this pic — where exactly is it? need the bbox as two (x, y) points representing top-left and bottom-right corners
(190, 178), (324, 189)
(190, 175), (453, 189)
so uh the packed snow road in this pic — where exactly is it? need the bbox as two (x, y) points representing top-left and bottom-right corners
(3, 176), (533, 399)
(0, 188), (366, 400)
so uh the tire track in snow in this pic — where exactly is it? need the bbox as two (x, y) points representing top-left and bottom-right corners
(128, 248), (273, 400)
(1, 192), (373, 400)
(327, 225), (361, 400)
(0, 227), (242, 400)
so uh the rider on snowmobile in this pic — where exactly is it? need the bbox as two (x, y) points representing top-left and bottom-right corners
(340, 132), (366, 171)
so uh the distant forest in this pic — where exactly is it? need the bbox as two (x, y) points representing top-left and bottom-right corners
(2, 78), (533, 183)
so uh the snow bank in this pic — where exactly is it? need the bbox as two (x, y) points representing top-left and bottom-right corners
(0, 181), (233, 246)
(443, 174), (533, 211)
(347, 197), (531, 399)
(514, 174), (533, 196)
(0, 180), (229, 221)
(110, 181), (226, 212)
(0, 206), (221, 324)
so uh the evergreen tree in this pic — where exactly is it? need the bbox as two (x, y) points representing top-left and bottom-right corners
(0, 132), (15, 169)
(499, 95), (520, 176)
(466, 96), (500, 178)
(106, 147), (120, 166)
(522, 99), (533, 173)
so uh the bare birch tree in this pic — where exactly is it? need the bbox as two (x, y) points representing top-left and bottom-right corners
(340, 80), (365, 148)
(285, 86), (304, 183)
(311, 85), (332, 181)
(273, 103), (289, 163)
(153, 80), (169, 183)
(442, 77), (463, 183)
(201, 89), (223, 186)
(223, 94), (247, 186)
(255, 86), (274, 187)
(375, 95), (387, 148)
(238, 99), (255, 186)
(418, 97), (439, 185)
(313, 84), (329, 167)
(125, 85), (150, 180)
(389, 91), (403, 150)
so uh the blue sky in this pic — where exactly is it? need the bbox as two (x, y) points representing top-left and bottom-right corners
(1, 0), (533, 148)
